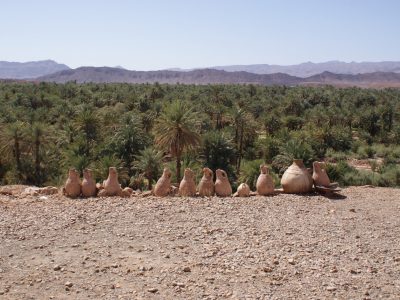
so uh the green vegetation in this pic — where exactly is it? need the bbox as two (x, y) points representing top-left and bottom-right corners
(0, 82), (399, 188)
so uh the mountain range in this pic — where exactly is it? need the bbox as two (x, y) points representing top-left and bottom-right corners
(2, 60), (400, 87)
(0, 60), (70, 79)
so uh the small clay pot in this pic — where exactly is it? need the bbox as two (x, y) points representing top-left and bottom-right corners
(81, 168), (97, 197)
(179, 168), (196, 197)
(256, 164), (275, 195)
(236, 183), (250, 197)
(63, 168), (81, 198)
(312, 161), (331, 187)
(281, 159), (313, 193)
(198, 167), (214, 197)
(215, 169), (232, 197)
(154, 168), (172, 197)
(103, 167), (122, 196)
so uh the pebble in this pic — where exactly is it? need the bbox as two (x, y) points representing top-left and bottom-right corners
(65, 282), (73, 288)
(183, 266), (191, 272)
(53, 265), (61, 271)
(148, 288), (158, 293)
(327, 286), (337, 291)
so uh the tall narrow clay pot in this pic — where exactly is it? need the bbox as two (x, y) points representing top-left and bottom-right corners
(312, 162), (331, 187)
(281, 159), (313, 193)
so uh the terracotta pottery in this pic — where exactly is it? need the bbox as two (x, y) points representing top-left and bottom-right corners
(179, 168), (196, 197)
(154, 168), (172, 197)
(236, 183), (250, 197)
(281, 159), (313, 193)
(198, 167), (214, 197)
(81, 168), (97, 197)
(312, 162), (331, 187)
(63, 168), (81, 198)
(256, 164), (275, 195)
(215, 169), (232, 197)
(121, 187), (133, 197)
(103, 167), (122, 196)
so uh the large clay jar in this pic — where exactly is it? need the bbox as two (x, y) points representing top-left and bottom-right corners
(281, 159), (313, 193)
(236, 183), (250, 197)
(63, 168), (81, 198)
(81, 168), (97, 197)
(312, 161), (331, 187)
(215, 169), (232, 197)
(154, 168), (172, 197)
(198, 167), (214, 197)
(103, 167), (122, 196)
(179, 168), (196, 197)
(256, 164), (275, 195)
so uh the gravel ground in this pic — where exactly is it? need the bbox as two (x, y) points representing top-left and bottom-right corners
(0, 186), (399, 299)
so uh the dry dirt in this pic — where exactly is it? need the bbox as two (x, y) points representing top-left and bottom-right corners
(0, 187), (399, 299)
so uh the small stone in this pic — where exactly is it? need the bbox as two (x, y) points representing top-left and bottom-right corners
(327, 286), (336, 291)
(263, 267), (273, 273)
(288, 258), (295, 265)
(183, 266), (191, 272)
(53, 265), (61, 271)
(147, 288), (158, 293)
(349, 208), (356, 212)
(65, 282), (73, 288)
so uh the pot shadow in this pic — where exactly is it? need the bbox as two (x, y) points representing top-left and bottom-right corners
(289, 191), (347, 201)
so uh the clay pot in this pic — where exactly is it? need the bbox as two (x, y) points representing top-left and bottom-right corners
(198, 167), (214, 197)
(81, 168), (97, 197)
(256, 164), (275, 195)
(215, 169), (232, 197)
(281, 159), (313, 193)
(154, 168), (172, 197)
(236, 183), (250, 197)
(63, 168), (81, 198)
(121, 187), (133, 197)
(179, 168), (196, 197)
(312, 162), (331, 187)
(103, 167), (122, 196)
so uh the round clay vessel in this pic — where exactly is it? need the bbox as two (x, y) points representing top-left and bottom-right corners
(198, 167), (214, 197)
(103, 167), (122, 196)
(312, 161), (331, 187)
(215, 169), (232, 197)
(81, 168), (97, 197)
(236, 183), (250, 197)
(64, 168), (81, 198)
(179, 168), (196, 197)
(256, 164), (275, 195)
(154, 168), (172, 197)
(281, 159), (313, 193)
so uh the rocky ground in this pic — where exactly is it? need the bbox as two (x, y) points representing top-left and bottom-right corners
(0, 186), (399, 300)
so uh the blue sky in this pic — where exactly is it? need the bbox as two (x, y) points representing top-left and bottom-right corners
(1, 0), (400, 70)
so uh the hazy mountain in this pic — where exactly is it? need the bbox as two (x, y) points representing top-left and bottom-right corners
(38, 67), (400, 88)
(0, 60), (70, 79)
(211, 61), (400, 77)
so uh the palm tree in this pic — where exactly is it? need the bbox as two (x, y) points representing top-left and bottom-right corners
(153, 100), (201, 182)
(0, 121), (27, 181)
(133, 147), (162, 190)
(74, 107), (99, 156)
(30, 123), (49, 185)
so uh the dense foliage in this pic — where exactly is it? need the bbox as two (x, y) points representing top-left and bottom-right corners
(0, 82), (399, 188)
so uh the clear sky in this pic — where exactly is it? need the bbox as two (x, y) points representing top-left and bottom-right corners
(1, 0), (400, 70)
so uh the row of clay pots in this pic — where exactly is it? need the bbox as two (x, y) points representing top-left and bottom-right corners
(63, 160), (333, 198)
(63, 167), (133, 198)
(154, 165), (275, 197)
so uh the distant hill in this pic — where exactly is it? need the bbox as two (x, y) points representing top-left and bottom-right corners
(211, 61), (400, 77)
(38, 67), (400, 88)
(37, 67), (301, 85)
(0, 60), (70, 79)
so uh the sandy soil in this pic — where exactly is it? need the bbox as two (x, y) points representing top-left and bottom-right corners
(0, 187), (399, 299)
